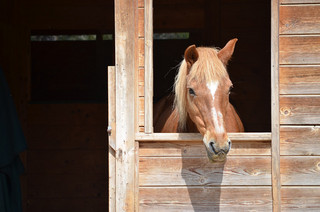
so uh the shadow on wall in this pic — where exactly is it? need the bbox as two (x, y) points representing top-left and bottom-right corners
(182, 152), (225, 212)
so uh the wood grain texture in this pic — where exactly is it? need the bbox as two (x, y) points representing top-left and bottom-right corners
(279, 36), (320, 65)
(280, 66), (320, 94)
(280, 5), (320, 34)
(108, 66), (116, 212)
(280, 95), (320, 124)
(280, 126), (320, 155)
(281, 156), (320, 185)
(115, 0), (136, 210)
(139, 140), (271, 156)
(139, 187), (272, 212)
(144, 0), (153, 133)
(281, 187), (320, 211)
(138, 38), (145, 68)
(136, 132), (272, 141)
(139, 157), (271, 186)
(280, 0), (320, 4)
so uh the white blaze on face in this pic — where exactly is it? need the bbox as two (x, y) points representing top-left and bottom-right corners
(207, 81), (225, 134)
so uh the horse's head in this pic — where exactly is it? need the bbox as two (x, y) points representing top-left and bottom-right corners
(174, 39), (238, 162)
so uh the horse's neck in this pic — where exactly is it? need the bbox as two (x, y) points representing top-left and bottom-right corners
(226, 103), (244, 132)
(184, 115), (198, 133)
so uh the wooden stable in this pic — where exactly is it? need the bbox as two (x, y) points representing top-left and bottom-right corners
(109, 0), (320, 211)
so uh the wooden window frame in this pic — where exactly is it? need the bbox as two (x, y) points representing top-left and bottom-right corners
(137, 0), (280, 210)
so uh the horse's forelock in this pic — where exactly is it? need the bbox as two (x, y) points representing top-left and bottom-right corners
(174, 47), (228, 129)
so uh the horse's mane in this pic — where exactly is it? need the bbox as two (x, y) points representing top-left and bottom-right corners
(174, 47), (229, 130)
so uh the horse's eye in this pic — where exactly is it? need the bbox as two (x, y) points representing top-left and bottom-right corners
(189, 88), (196, 96)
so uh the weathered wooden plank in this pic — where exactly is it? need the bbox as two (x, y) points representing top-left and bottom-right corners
(27, 104), (106, 126)
(280, 95), (320, 125)
(280, 0), (320, 4)
(114, 0), (136, 210)
(28, 174), (106, 198)
(138, 8), (144, 38)
(138, 38), (145, 67)
(139, 140), (271, 156)
(136, 132), (272, 141)
(108, 66), (116, 212)
(280, 66), (320, 94)
(279, 36), (320, 65)
(280, 126), (320, 155)
(139, 97), (145, 126)
(272, 0), (281, 210)
(27, 197), (107, 212)
(281, 156), (320, 185)
(281, 187), (320, 211)
(144, 0), (153, 133)
(28, 150), (106, 174)
(139, 187), (272, 212)
(280, 5), (320, 34)
(139, 157), (271, 186)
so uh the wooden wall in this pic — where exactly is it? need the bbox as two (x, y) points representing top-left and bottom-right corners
(1, 0), (114, 211)
(279, 0), (320, 210)
(138, 139), (272, 211)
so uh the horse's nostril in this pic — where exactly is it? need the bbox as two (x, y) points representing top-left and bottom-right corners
(209, 142), (218, 154)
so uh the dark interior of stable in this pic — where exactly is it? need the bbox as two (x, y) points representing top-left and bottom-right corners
(0, 0), (270, 211)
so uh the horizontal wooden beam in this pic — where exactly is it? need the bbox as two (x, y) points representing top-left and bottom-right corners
(136, 133), (271, 142)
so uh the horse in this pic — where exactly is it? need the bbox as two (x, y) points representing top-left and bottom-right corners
(153, 38), (244, 162)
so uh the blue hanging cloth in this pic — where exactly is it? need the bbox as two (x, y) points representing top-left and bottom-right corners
(0, 67), (27, 212)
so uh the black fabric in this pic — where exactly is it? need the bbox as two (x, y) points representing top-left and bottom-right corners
(0, 67), (27, 212)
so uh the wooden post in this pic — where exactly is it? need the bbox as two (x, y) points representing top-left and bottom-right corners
(144, 0), (153, 134)
(115, 0), (136, 210)
(271, 0), (281, 211)
(108, 66), (116, 212)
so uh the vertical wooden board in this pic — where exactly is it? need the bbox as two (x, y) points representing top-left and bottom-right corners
(272, 0), (281, 210)
(138, 68), (145, 96)
(280, 95), (320, 125)
(280, 5), (320, 34)
(139, 97), (145, 126)
(280, 126), (320, 156)
(114, 0), (136, 210)
(138, 38), (145, 67)
(138, 8), (144, 38)
(108, 66), (116, 212)
(279, 36), (320, 65)
(279, 66), (320, 94)
(281, 156), (320, 185)
(139, 157), (271, 186)
(144, 0), (153, 133)
(281, 187), (320, 211)
(134, 142), (139, 212)
(139, 187), (272, 212)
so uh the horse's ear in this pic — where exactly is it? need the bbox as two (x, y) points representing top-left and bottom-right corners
(184, 45), (199, 68)
(218, 38), (238, 66)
